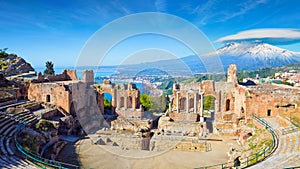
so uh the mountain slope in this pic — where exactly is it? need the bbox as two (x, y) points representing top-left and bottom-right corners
(0, 54), (35, 76)
(209, 42), (300, 70)
(112, 42), (300, 76)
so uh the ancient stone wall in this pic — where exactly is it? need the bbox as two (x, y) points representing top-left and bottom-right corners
(28, 82), (71, 113)
(116, 109), (143, 118)
(169, 113), (198, 122)
(244, 85), (300, 118)
(227, 64), (238, 83)
(33, 70), (78, 83)
(96, 82), (141, 113)
(82, 70), (94, 84)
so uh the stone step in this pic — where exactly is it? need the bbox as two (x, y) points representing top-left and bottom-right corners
(276, 154), (298, 167)
(6, 138), (14, 155)
(10, 156), (29, 167)
(9, 111), (32, 118)
(0, 118), (14, 129)
(0, 156), (11, 167)
(285, 155), (300, 167)
(0, 116), (9, 124)
(7, 156), (26, 167)
(278, 136), (287, 155)
(298, 134), (300, 152)
(0, 137), (8, 155)
(3, 124), (17, 136)
(290, 134), (297, 153)
(0, 120), (16, 135)
(284, 135), (291, 154)
(0, 155), (19, 167)
(8, 128), (18, 137)
(15, 113), (32, 121)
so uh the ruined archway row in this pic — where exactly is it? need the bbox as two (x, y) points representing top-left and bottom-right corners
(95, 80), (141, 115)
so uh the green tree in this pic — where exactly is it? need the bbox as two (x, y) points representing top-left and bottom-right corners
(104, 98), (112, 108)
(149, 95), (168, 113)
(44, 61), (55, 76)
(140, 93), (152, 111)
(204, 96), (215, 110)
(0, 48), (8, 58)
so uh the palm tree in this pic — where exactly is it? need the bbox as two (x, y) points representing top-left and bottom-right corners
(44, 61), (55, 76)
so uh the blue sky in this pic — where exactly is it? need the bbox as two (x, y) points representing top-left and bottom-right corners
(0, 0), (300, 68)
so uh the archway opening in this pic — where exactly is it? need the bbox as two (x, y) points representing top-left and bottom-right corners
(180, 97), (186, 111)
(120, 97), (125, 108)
(203, 96), (215, 118)
(189, 97), (194, 110)
(46, 94), (51, 102)
(104, 93), (112, 113)
(128, 96), (133, 109)
(226, 99), (230, 111)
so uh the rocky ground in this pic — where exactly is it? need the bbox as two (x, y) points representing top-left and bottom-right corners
(0, 54), (34, 76)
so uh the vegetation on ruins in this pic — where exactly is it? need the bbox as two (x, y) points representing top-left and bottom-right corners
(0, 48), (8, 58)
(19, 132), (42, 152)
(44, 61), (55, 76)
(243, 124), (272, 154)
(0, 48), (9, 70)
(140, 93), (169, 112)
(140, 93), (152, 111)
(0, 90), (15, 102)
(104, 97), (112, 109)
(36, 120), (57, 132)
(149, 94), (168, 112)
(203, 96), (215, 110)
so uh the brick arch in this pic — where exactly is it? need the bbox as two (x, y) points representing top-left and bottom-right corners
(100, 88), (114, 105)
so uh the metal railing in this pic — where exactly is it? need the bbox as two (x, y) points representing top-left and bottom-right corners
(15, 133), (83, 169)
(2, 108), (84, 169)
(289, 112), (300, 129)
(196, 115), (278, 169)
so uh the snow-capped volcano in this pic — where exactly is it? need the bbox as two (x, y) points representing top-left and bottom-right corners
(114, 42), (300, 76)
(207, 42), (300, 70)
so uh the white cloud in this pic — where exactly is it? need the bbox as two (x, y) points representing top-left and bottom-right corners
(216, 28), (300, 45)
(219, 0), (268, 22)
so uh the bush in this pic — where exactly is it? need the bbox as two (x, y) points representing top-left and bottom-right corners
(0, 48), (8, 58)
(36, 120), (57, 132)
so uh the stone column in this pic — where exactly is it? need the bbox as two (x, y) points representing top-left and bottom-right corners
(124, 94), (128, 109)
(194, 93), (197, 114)
(113, 89), (117, 108)
(199, 92), (205, 122)
(176, 92), (179, 113)
(116, 94), (121, 109)
(186, 93), (189, 113)
(132, 97), (136, 110)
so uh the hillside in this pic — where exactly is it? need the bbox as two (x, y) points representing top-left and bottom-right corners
(238, 62), (300, 81)
(114, 42), (300, 77)
(0, 51), (35, 76)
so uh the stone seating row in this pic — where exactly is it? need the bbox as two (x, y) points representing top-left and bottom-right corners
(251, 131), (300, 168)
(0, 115), (38, 168)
